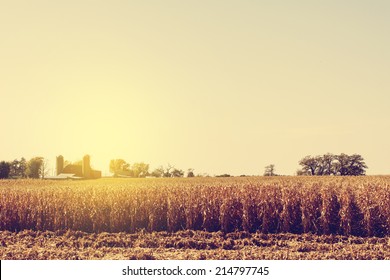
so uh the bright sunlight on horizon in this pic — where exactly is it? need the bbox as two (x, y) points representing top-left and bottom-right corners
(1, 0), (390, 176)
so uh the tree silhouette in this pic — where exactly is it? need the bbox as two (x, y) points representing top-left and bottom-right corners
(26, 157), (44, 178)
(298, 153), (367, 176)
(264, 164), (276, 176)
(0, 161), (11, 179)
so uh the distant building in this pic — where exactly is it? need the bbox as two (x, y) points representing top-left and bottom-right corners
(50, 155), (101, 180)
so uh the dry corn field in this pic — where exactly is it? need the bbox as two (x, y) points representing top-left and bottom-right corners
(1, 176), (390, 259)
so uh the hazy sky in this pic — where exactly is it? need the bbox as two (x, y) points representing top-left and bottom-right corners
(1, 1), (389, 176)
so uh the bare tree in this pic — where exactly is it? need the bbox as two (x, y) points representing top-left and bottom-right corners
(264, 164), (276, 176)
(40, 158), (50, 179)
(151, 166), (164, 178)
(163, 164), (174, 177)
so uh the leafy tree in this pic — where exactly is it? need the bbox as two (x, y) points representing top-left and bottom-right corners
(349, 154), (368, 175)
(197, 173), (210, 177)
(187, 168), (195, 177)
(334, 153), (350, 176)
(264, 164), (276, 176)
(298, 153), (367, 176)
(171, 168), (184, 177)
(216, 174), (231, 177)
(320, 153), (336, 175)
(299, 154), (336, 176)
(26, 157), (44, 178)
(132, 162), (149, 178)
(109, 159), (130, 176)
(335, 153), (367, 176)
(0, 161), (11, 179)
(9, 158), (27, 178)
(299, 156), (320, 175)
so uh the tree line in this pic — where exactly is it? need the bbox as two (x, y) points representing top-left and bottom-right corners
(0, 157), (195, 179)
(0, 157), (49, 179)
(296, 153), (367, 176)
(263, 153), (368, 176)
(109, 159), (194, 178)
(0, 153), (369, 179)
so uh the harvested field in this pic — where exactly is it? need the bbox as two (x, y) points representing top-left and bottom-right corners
(1, 229), (389, 260)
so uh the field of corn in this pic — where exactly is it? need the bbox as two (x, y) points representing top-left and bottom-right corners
(1, 176), (390, 259)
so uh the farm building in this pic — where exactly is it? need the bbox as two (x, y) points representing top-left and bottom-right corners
(52, 155), (101, 179)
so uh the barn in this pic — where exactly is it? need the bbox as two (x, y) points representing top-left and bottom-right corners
(54, 155), (101, 179)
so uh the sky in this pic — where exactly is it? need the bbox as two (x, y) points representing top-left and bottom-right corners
(1, 0), (390, 176)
